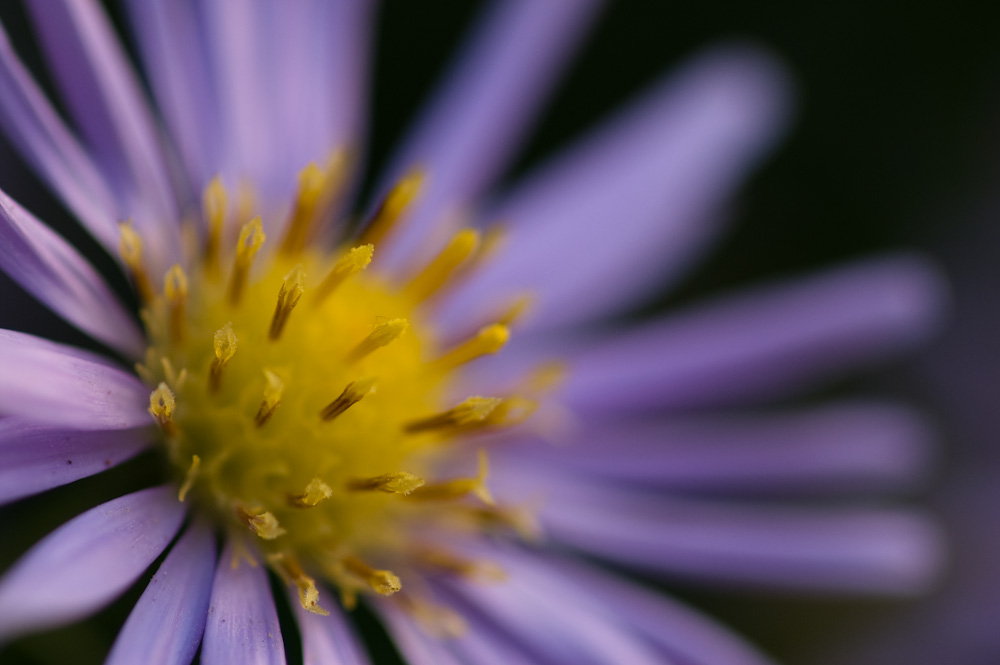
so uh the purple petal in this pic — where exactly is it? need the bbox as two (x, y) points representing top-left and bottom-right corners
(0, 486), (185, 642)
(560, 254), (947, 412)
(106, 521), (217, 665)
(0, 328), (150, 430)
(434, 45), (791, 333)
(374, 0), (603, 272)
(202, 542), (285, 665)
(498, 401), (934, 494)
(0, 187), (145, 357)
(0, 21), (119, 250)
(291, 586), (370, 665)
(26, 0), (180, 270)
(0, 417), (151, 505)
(377, 605), (464, 665)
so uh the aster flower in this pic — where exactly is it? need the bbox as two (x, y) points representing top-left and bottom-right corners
(0, 2), (946, 664)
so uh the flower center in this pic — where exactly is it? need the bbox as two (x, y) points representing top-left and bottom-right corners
(124, 163), (533, 619)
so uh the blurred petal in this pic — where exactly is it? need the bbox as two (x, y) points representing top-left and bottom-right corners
(435, 45), (791, 332)
(0, 187), (145, 357)
(562, 255), (947, 412)
(0, 21), (118, 250)
(377, 605), (464, 665)
(107, 522), (217, 665)
(375, 0), (603, 271)
(291, 586), (370, 665)
(26, 0), (180, 268)
(0, 417), (151, 505)
(0, 486), (185, 642)
(0, 329), (150, 430)
(202, 542), (285, 665)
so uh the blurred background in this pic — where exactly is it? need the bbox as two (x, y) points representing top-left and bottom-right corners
(1, 1), (998, 663)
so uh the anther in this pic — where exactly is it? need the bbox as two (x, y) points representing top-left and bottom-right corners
(209, 323), (237, 393)
(409, 450), (493, 505)
(118, 222), (155, 302)
(319, 377), (377, 421)
(342, 555), (402, 596)
(269, 264), (306, 340)
(273, 553), (329, 616)
(313, 244), (373, 304)
(395, 594), (467, 639)
(346, 471), (425, 495)
(177, 455), (201, 502)
(164, 264), (188, 345)
(148, 382), (177, 435)
(237, 505), (287, 540)
(431, 324), (509, 371)
(279, 163), (326, 256)
(202, 176), (227, 277)
(358, 168), (424, 247)
(414, 548), (506, 582)
(346, 319), (408, 363)
(289, 478), (333, 508)
(255, 370), (284, 427)
(403, 397), (502, 434)
(404, 229), (480, 302)
(227, 217), (266, 305)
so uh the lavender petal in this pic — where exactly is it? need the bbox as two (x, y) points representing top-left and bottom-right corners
(291, 585), (370, 665)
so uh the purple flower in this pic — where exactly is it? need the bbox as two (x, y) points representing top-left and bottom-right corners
(0, 2), (947, 664)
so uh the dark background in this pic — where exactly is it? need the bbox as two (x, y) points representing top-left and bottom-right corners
(2, 1), (999, 663)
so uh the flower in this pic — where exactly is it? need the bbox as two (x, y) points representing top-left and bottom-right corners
(0, 1), (947, 664)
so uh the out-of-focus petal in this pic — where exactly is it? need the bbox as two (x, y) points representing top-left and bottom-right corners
(26, 0), (180, 270)
(377, 605), (464, 665)
(202, 542), (285, 665)
(106, 522), (217, 665)
(0, 417), (151, 505)
(0, 22), (119, 250)
(0, 486), (185, 642)
(0, 187), (145, 357)
(500, 402), (934, 493)
(0, 329), (150, 430)
(291, 586), (370, 665)
(561, 255), (947, 412)
(434, 46), (791, 332)
(374, 0), (603, 272)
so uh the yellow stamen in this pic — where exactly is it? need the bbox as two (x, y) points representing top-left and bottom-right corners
(346, 471), (425, 495)
(202, 176), (227, 277)
(119, 222), (155, 302)
(279, 163), (326, 256)
(238, 505), (287, 540)
(395, 593), (467, 638)
(164, 264), (188, 345)
(289, 477), (333, 508)
(404, 229), (480, 302)
(458, 396), (538, 434)
(404, 397), (502, 434)
(414, 548), (506, 582)
(346, 318), (408, 363)
(319, 377), (377, 421)
(342, 555), (401, 596)
(313, 244), (373, 304)
(177, 455), (201, 502)
(227, 217), (266, 305)
(268, 264), (306, 340)
(431, 324), (509, 371)
(209, 323), (237, 393)
(358, 168), (424, 247)
(409, 450), (493, 505)
(148, 382), (176, 435)
(272, 553), (329, 616)
(255, 370), (284, 427)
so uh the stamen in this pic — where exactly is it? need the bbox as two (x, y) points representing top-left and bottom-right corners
(227, 217), (266, 305)
(268, 264), (306, 340)
(164, 264), (189, 345)
(209, 323), (237, 393)
(404, 397), (502, 434)
(431, 324), (509, 371)
(342, 555), (402, 596)
(148, 382), (177, 435)
(237, 505), (287, 540)
(414, 548), (506, 582)
(455, 396), (538, 434)
(255, 370), (284, 427)
(358, 168), (424, 246)
(177, 454), (201, 502)
(279, 163), (326, 256)
(289, 477), (333, 508)
(404, 229), (480, 302)
(346, 471), (425, 495)
(395, 593), (467, 638)
(273, 553), (329, 616)
(409, 450), (493, 505)
(202, 176), (227, 277)
(346, 319), (408, 363)
(118, 222), (155, 302)
(319, 377), (377, 421)
(313, 244), (373, 304)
